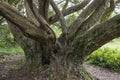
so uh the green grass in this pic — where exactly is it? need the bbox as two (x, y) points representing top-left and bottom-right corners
(103, 42), (120, 50)
(0, 46), (23, 54)
(86, 48), (120, 71)
(103, 38), (120, 50)
(86, 38), (120, 71)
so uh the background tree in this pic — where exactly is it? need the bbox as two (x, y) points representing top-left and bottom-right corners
(0, 0), (120, 80)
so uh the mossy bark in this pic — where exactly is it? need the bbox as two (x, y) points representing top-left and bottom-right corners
(20, 44), (95, 80)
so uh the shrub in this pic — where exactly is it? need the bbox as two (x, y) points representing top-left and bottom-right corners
(86, 48), (120, 71)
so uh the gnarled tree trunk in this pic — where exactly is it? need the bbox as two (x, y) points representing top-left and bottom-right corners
(0, 0), (120, 80)
(20, 41), (94, 80)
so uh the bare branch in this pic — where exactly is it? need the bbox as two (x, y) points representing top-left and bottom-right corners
(67, 0), (104, 38)
(38, 0), (50, 20)
(26, 0), (56, 43)
(73, 14), (120, 59)
(110, 0), (115, 11)
(48, 0), (90, 24)
(76, 0), (110, 35)
(50, 0), (67, 33)
(62, 0), (69, 11)
(0, 17), (4, 24)
(25, 0), (45, 26)
(25, 0), (39, 26)
(8, 21), (42, 62)
(0, 1), (47, 41)
(56, 0), (64, 5)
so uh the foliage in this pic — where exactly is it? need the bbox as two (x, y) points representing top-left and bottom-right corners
(0, 47), (23, 53)
(0, 25), (23, 53)
(0, 25), (14, 47)
(86, 48), (120, 71)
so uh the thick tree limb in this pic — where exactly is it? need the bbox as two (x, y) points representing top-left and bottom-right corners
(26, 0), (56, 43)
(110, 0), (115, 11)
(0, 1), (47, 41)
(38, 0), (50, 20)
(8, 21), (33, 58)
(25, 0), (50, 28)
(68, 0), (104, 38)
(8, 22), (43, 65)
(48, 0), (90, 24)
(25, 0), (39, 26)
(73, 14), (120, 59)
(50, 0), (67, 34)
(8, 22), (27, 47)
(75, 0), (109, 36)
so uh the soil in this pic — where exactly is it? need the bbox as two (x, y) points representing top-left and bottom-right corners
(0, 53), (120, 80)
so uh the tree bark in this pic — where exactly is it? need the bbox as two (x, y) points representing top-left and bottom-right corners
(18, 45), (95, 80)
(7, 24), (96, 79)
(0, 0), (119, 80)
(48, 0), (90, 24)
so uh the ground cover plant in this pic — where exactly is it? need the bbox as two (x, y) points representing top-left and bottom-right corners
(87, 47), (120, 71)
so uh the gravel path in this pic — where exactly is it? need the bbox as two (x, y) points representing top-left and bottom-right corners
(0, 53), (120, 80)
(84, 63), (120, 80)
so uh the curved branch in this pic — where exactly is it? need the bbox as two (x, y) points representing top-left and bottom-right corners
(26, 0), (56, 43)
(25, 0), (39, 26)
(110, 0), (115, 11)
(73, 14), (120, 59)
(68, 0), (105, 38)
(62, 0), (69, 11)
(8, 21), (27, 47)
(8, 21), (43, 64)
(0, 1), (47, 41)
(25, 0), (50, 28)
(48, 0), (90, 24)
(75, 0), (109, 36)
(38, 0), (50, 20)
(50, 0), (67, 33)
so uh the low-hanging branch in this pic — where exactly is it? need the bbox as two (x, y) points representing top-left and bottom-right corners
(76, 0), (116, 36)
(48, 0), (90, 24)
(73, 14), (120, 59)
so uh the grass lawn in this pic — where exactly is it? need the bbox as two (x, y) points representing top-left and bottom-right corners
(103, 38), (120, 50)
(0, 46), (23, 54)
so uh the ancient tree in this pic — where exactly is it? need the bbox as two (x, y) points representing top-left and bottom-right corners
(0, 0), (120, 80)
